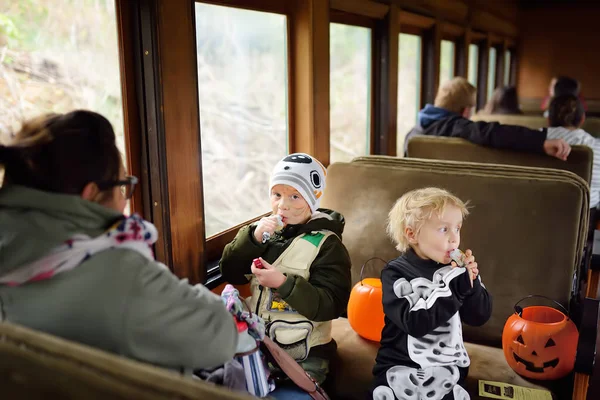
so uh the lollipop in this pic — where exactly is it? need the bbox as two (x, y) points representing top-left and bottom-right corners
(261, 215), (284, 243)
(449, 248), (466, 267)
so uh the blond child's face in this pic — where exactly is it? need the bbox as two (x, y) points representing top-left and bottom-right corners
(270, 184), (312, 226)
(407, 205), (463, 264)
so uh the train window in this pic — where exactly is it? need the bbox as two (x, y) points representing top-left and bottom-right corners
(440, 40), (455, 84)
(487, 47), (497, 99)
(397, 33), (422, 156)
(468, 44), (479, 87)
(504, 50), (511, 85)
(194, 3), (288, 237)
(330, 23), (372, 163)
(0, 0), (125, 162)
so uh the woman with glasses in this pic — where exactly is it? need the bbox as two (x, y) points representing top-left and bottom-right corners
(0, 110), (238, 373)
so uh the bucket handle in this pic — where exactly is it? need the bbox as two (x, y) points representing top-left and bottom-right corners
(514, 294), (569, 318)
(359, 257), (388, 285)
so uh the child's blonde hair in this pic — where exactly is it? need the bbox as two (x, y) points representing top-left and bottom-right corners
(387, 187), (469, 252)
(434, 77), (477, 114)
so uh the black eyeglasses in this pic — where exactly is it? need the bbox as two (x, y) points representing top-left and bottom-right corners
(96, 175), (138, 200)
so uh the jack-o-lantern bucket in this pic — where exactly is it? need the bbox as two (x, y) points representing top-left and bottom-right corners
(347, 258), (386, 342)
(502, 295), (579, 380)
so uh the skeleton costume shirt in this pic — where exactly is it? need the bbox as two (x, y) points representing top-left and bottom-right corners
(372, 248), (492, 400)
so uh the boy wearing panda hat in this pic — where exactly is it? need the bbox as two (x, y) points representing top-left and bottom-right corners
(220, 153), (351, 398)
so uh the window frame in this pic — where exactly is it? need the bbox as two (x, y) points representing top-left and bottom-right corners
(195, 0), (293, 271)
(396, 29), (424, 156)
(329, 11), (377, 161)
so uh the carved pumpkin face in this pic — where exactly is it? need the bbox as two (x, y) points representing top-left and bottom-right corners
(347, 278), (385, 342)
(502, 306), (579, 380)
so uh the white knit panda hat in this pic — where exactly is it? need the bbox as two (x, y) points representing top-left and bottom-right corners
(269, 153), (327, 214)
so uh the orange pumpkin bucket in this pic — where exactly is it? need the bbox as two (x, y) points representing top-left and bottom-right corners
(502, 295), (579, 380)
(347, 258), (386, 342)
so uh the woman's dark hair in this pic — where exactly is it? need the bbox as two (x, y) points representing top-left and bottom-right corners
(0, 110), (122, 195)
(553, 76), (580, 97)
(483, 86), (523, 115)
(548, 94), (585, 128)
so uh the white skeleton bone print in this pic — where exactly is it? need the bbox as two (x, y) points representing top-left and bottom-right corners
(408, 312), (470, 368)
(393, 266), (470, 368)
(392, 266), (464, 311)
(372, 365), (470, 400)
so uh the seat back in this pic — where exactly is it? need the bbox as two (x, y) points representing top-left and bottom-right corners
(406, 136), (593, 185)
(321, 158), (588, 346)
(0, 322), (252, 400)
(583, 117), (600, 138)
(471, 113), (548, 129)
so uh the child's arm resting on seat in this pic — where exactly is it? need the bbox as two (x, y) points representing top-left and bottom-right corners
(273, 236), (351, 322)
(459, 276), (492, 326)
(382, 265), (469, 338)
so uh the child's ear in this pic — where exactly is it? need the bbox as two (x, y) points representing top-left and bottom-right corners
(405, 226), (418, 244)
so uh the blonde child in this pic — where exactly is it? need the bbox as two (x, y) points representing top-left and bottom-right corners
(372, 188), (492, 400)
(220, 153), (352, 399)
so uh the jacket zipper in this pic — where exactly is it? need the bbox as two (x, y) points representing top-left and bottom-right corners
(255, 285), (264, 315)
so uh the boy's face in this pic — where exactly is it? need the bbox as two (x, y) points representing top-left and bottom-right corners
(407, 205), (463, 264)
(270, 184), (312, 226)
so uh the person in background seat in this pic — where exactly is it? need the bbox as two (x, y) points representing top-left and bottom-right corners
(0, 110), (238, 373)
(541, 76), (587, 117)
(547, 94), (599, 222)
(482, 86), (523, 115)
(404, 77), (571, 160)
(220, 153), (352, 399)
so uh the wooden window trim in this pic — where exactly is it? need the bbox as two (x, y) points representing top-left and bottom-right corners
(455, 28), (471, 79)
(330, 0), (389, 20)
(441, 22), (464, 39)
(400, 24), (424, 36)
(205, 212), (270, 262)
(195, 1), (292, 266)
(330, 10), (376, 28)
(201, 0), (330, 266)
(377, 5), (400, 156)
(476, 36), (490, 110)
(198, 0), (289, 14)
(399, 11), (435, 30)
(420, 20), (441, 107)
(115, 0), (144, 218)
(329, 12), (377, 158)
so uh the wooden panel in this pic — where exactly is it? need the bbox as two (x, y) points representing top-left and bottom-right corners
(373, 5), (399, 156)
(421, 21), (441, 107)
(476, 36), (490, 110)
(455, 27), (471, 78)
(517, 4), (600, 101)
(398, 11), (435, 30)
(115, 0), (144, 217)
(470, 30), (486, 41)
(330, 0), (388, 19)
(156, 0), (205, 283)
(289, 0), (330, 166)
(139, 0), (172, 265)
(441, 22), (464, 39)
(392, 0), (468, 24)
(198, 0), (288, 14)
(330, 10), (375, 28)
(471, 9), (517, 38)
(495, 42), (506, 89)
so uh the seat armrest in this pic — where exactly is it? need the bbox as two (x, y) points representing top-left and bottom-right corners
(574, 298), (599, 375)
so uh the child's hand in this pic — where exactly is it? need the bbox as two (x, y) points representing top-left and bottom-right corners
(451, 249), (478, 288)
(250, 257), (286, 289)
(254, 215), (282, 243)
